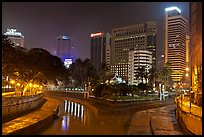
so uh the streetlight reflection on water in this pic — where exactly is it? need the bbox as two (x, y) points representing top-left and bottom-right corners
(61, 100), (85, 131)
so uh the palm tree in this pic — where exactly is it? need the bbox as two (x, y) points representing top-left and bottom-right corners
(160, 61), (172, 91)
(98, 63), (113, 84)
(135, 67), (146, 84)
(148, 67), (159, 90)
(69, 58), (97, 89)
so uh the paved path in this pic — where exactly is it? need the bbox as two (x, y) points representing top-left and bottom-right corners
(128, 104), (187, 135)
(176, 97), (202, 117)
(2, 97), (59, 135)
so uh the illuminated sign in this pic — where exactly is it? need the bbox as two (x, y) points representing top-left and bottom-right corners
(62, 36), (67, 40)
(4, 29), (24, 37)
(64, 58), (72, 68)
(165, 6), (181, 13)
(90, 32), (102, 37)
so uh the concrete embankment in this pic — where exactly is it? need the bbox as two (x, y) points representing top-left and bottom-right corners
(2, 97), (59, 135)
(2, 93), (44, 122)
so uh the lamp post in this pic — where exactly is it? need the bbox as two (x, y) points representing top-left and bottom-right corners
(29, 83), (32, 95)
(16, 83), (21, 96)
(9, 80), (15, 95)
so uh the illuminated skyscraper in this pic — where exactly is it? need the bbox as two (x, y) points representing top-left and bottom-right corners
(56, 35), (73, 63)
(128, 50), (152, 85)
(111, 21), (156, 81)
(4, 28), (24, 47)
(90, 32), (111, 72)
(164, 6), (187, 82)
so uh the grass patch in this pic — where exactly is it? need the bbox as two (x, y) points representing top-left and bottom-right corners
(103, 94), (159, 101)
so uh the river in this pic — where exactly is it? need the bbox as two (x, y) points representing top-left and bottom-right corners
(38, 97), (133, 135)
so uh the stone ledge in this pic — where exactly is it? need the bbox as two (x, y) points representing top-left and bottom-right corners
(2, 97), (59, 135)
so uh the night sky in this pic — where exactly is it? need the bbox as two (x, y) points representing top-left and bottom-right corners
(2, 2), (189, 61)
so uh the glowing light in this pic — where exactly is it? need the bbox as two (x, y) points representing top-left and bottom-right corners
(186, 67), (189, 71)
(186, 73), (189, 77)
(62, 36), (67, 40)
(165, 6), (181, 13)
(91, 32), (102, 37)
(64, 58), (72, 68)
(4, 29), (24, 37)
(10, 80), (15, 84)
(16, 83), (21, 86)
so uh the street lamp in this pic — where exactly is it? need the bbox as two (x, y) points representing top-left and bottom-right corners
(9, 80), (16, 93)
(10, 80), (15, 84)
(29, 83), (32, 94)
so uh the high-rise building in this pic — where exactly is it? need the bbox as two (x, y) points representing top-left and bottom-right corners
(111, 21), (156, 81)
(90, 32), (111, 72)
(189, 2), (202, 101)
(105, 33), (111, 68)
(56, 35), (73, 63)
(164, 6), (187, 83)
(128, 50), (152, 85)
(4, 28), (24, 47)
(186, 35), (190, 68)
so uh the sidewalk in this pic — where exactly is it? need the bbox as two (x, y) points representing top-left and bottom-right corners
(2, 97), (59, 135)
(175, 96), (202, 117)
(175, 96), (202, 135)
(128, 104), (187, 135)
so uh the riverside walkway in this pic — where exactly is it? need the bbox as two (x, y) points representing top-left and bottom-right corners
(2, 97), (59, 135)
(3, 91), (199, 135)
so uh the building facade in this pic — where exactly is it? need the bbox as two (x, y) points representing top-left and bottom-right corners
(4, 28), (24, 47)
(90, 32), (111, 72)
(128, 50), (152, 85)
(111, 21), (156, 81)
(105, 33), (111, 68)
(164, 6), (187, 83)
(56, 35), (73, 63)
(190, 2), (202, 105)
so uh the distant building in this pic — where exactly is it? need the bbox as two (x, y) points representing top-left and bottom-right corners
(105, 33), (111, 68)
(111, 21), (156, 81)
(164, 6), (187, 83)
(128, 50), (152, 85)
(64, 58), (73, 68)
(56, 35), (73, 63)
(4, 28), (24, 47)
(157, 54), (164, 71)
(90, 32), (111, 72)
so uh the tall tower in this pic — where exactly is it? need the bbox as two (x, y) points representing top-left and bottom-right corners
(56, 35), (72, 63)
(90, 32), (111, 72)
(4, 28), (24, 47)
(164, 6), (187, 83)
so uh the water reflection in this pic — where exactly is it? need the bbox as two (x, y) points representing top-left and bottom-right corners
(61, 115), (70, 131)
(63, 100), (85, 123)
(40, 98), (131, 135)
(59, 100), (86, 132)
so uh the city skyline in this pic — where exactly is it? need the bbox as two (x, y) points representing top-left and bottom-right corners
(2, 2), (189, 60)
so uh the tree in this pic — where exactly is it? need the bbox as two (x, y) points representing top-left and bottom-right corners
(98, 63), (113, 84)
(2, 37), (69, 94)
(159, 61), (172, 91)
(2, 35), (16, 79)
(69, 58), (97, 89)
(148, 67), (159, 90)
(135, 67), (147, 84)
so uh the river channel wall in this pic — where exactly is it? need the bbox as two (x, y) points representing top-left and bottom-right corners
(88, 96), (159, 107)
(2, 93), (44, 121)
(46, 91), (98, 114)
